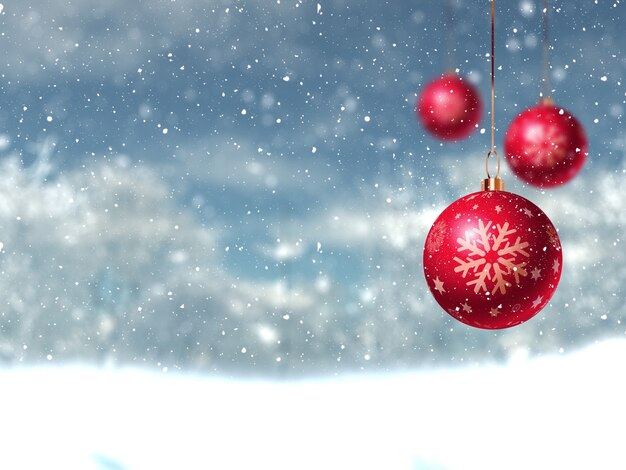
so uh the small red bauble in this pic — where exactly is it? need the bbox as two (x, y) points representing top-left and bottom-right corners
(417, 73), (482, 141)
(504, 100), (588, 187)
(423, 189), (562, 329)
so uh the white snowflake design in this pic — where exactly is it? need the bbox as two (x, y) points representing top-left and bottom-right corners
(453, 219), (530, 295)
(524, 122), (568, 166)
(426, 220), (447, 253)
(546, 224), (560, 248)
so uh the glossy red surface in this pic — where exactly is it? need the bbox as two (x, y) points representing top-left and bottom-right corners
(423, 190), (562, 329)
(417, 74), (482, 141)
(504, 102), (587, 187)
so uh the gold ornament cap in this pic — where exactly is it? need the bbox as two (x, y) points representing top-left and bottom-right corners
(481, 177), (505, 191)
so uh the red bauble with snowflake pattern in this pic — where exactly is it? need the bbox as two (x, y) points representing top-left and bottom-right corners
(423, 187), (562, 329)
(417, 73), (482, 141)
(504, 99), (588, 187)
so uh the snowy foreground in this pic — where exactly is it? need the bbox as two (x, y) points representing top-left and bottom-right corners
(1, 340), (625, 470)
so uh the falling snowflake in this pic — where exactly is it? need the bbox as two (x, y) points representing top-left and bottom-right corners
(426, 220), (447, 253)
(453, 219), (530, 295)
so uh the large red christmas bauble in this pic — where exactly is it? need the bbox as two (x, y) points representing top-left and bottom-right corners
(423, 189), (562, 329)
(417, 74), (482, 141)
(504, 100), (588, 187)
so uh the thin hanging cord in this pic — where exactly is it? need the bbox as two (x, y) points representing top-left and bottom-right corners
(485, 0), (500, 179)
(445, 0), (456, 72)
(542, 0), (550, 98)
(490, 0), (495, 154)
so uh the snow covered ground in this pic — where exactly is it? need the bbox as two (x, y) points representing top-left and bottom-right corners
(1, 339), (625, 470)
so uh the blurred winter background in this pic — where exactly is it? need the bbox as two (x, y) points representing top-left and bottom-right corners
(0, 1), (623, 469)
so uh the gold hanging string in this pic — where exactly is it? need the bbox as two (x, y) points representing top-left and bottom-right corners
(490, 0), (495, 158)
(542, 0), (551, 99)
(482, 0), (503, 190)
